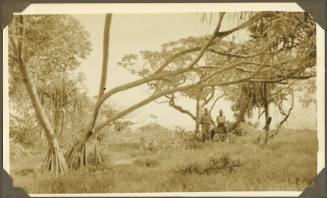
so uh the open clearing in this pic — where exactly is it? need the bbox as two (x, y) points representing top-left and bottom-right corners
(10, 128), (317, 193)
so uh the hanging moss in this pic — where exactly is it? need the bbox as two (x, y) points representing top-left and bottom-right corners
(234, 82), (272, 121)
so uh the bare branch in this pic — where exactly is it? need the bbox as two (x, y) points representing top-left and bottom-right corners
(153, 13), (225, 75)
(202, 87), (215, 108)
(288, 75), (316, 79)
(198, 59), (268, 86)
(167, 94), (196, 121)
(209, 93), (224, 113)
(94, 71), (262, 132)
(268, 91), (295, 140)
(90, 12), (268, 124)
(208, 40), (275, 59)
(99, 11), (261, 105)
(217, 12), (266, 37)
(257, 110), (265, 120)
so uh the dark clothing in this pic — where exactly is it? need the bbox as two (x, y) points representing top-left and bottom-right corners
(217, 123), (227, 134)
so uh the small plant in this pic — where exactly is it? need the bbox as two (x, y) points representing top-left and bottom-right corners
(183, 138), (205, 150)
(134, 157), (159, 167)
(177, 153), (241, 175)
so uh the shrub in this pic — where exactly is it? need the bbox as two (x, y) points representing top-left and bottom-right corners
(134, 157), (159, 167)
(177, 153), (241, 175)
(183, 139), (205, 150)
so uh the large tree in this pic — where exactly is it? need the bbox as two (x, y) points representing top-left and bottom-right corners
(223, 12), (316, 131)
(9, 15), (91, 175)
(66, 14), (113, 169)
(118, 12), (316, 136)
(65, 11), (317, 169)
(118, 36), (229, 134)
(12, 12), (315, 172)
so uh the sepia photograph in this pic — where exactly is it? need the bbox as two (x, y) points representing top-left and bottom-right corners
(3, 3), (325, 196)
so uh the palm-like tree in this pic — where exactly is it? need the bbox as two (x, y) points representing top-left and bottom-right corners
(39, 75), (82, 135)
(13, 15), (68, 175)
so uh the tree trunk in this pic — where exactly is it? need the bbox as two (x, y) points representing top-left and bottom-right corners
(16, 15), (67, 175)
(60, 110), (65, 135)
(66, 13), (267, 169)
(195, 88), (202, 135)
(54, 109), (60, 135)
(263, 83), (269, 122)
(261, 83), (270, 146)
(67, 14), (112, 169)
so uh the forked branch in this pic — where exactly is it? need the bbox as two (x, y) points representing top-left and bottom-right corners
(165, 94), (196, 121)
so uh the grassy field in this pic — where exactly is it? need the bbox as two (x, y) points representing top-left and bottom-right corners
(9, 128), (317, 193)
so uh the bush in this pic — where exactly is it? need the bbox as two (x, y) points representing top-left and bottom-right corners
(10, 125), (41, 145)
(177, 153), (241, 175)
(183, 139), (205, 150)
(134, 157), (159, 167)
(10, 141), (28, 160)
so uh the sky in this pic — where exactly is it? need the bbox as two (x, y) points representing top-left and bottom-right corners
(71, 13), (317, 130)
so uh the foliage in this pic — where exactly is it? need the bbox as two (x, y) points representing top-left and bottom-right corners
(220, 12), (316, 122)
(118, 12), (316, 129)
(296, 78), (316, 107)
(8, 12), (317, 174)
(176, 153), (241, 175)
(9, 15), (91, 99)
(8, 15), (92, 141)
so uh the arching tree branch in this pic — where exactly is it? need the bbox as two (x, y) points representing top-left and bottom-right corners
(209, 93), (224, 113)
(165, 94), (196, 121)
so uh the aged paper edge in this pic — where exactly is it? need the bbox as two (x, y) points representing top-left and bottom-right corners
(2, 2), (325, 197)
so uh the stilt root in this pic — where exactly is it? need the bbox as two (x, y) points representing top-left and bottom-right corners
(47, 148), (68, 176)
(93, 138), (104, 164)
(66, 142), (88, 170)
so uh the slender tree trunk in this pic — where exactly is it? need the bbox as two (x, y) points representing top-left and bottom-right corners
(16, 15), (67, 175)
(59, 71), (65, 136)
(67, 14), (112, 169)
(195, 88), (202, 136)
(259, 83), (270, 146)
(60, 110), (65, 135)
(209, 94), (224, 114)
(66, 13), (266, 169)
(263, 83), (269, 122)
(54, 109), (60, 135)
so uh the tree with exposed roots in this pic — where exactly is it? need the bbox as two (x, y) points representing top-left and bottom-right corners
(64, 11), (316, 170)
(9, 14), (91, 175)
(10, 11), (316, 173)
(12, 16), (64, 175)
(66, 14), (112, 169)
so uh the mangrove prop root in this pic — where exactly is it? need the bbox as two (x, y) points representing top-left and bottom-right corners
(66, 142), (88, 170)
(46, 148), (68, 176)
(93, 138), (104, 164)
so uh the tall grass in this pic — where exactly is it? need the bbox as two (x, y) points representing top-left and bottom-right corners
(10, 129), (317, 193)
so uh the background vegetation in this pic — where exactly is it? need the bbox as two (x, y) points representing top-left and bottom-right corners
(8, 12), (317, 193)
